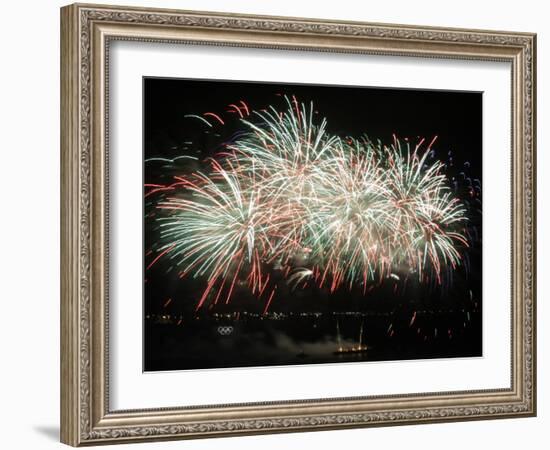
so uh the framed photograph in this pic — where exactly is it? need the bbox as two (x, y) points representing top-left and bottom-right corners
(60, 3), (536, 446)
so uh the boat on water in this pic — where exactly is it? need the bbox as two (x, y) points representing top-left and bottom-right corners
(333, 319), (369, 355)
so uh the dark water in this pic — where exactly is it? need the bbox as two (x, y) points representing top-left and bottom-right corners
(144, 309), (482, 371)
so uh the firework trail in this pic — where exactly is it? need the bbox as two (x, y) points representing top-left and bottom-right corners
(146, 96), (471, 311)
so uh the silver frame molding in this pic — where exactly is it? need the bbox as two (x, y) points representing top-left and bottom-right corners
(60, 3), (536, 446)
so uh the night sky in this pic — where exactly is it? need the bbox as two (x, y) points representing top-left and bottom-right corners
(143, 77), (482, 371)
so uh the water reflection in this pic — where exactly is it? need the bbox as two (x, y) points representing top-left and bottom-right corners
(144, 309), (481, 371)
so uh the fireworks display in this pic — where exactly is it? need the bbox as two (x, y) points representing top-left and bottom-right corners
(146, 96), (472, 312)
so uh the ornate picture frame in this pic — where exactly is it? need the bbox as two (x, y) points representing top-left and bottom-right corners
(60, 3), (536, 446)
